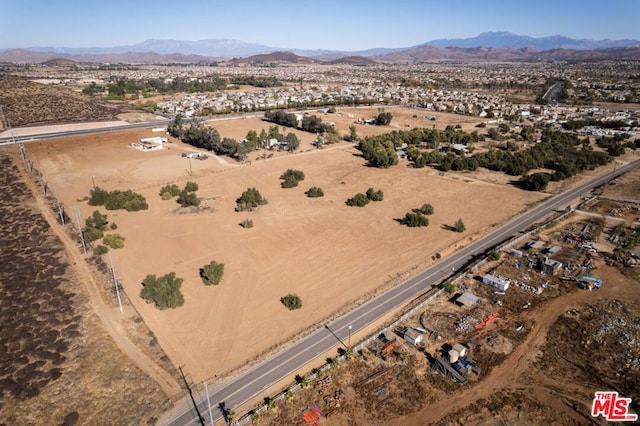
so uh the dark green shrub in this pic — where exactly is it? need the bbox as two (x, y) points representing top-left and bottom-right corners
(236, 188), (268, 211)
(139, 273), (185, 310)
(346, 193), (369, 207)
(366, 188), (384, 202)
(200, 261), (224, 285)
(305, 187), (324, 198)
(93, 245), (108, 256)
(401, 212), (429, 227)
(103, 233), (125, 249)
(280, 294), (302, 310)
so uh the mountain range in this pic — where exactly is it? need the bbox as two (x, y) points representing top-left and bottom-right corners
(1, 32), (639, 64)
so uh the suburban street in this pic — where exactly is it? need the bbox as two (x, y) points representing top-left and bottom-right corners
(166, 159), (640, 425)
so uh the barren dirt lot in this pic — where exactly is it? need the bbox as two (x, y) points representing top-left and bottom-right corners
(0, 150), (165, 425)
(26, 125), (544, 383)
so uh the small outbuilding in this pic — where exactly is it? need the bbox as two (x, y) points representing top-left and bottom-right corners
(483, 274), (510, 292)
(456, 292), (479, 308)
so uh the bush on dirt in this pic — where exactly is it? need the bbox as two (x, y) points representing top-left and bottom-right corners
(139, 273), (185, 310)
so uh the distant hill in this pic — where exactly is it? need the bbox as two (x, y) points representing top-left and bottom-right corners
(374, 45), (640, 63)
(426, 31), (640, 50)
(42, 57), (77, 66)
(327, 56), (377, 65)
(2, 32), (640, 64)
(224, 51), (318, 65)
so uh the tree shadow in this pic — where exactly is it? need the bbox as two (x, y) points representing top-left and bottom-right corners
(441, 224), (456, 232)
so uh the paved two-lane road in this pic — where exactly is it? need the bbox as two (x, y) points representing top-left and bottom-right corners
(167, 159), (640, 425)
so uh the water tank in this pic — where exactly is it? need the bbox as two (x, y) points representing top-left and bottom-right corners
(448, 349), (459, 363)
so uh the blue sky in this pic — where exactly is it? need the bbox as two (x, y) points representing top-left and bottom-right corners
(1, 0), (639, 50)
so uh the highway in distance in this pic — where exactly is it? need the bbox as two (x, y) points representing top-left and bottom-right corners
(167, 158), (639, 426)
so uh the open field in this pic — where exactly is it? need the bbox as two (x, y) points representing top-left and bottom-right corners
(246, 213), (639, 425)
(0, 150), (165, 425)
(25, 123), (545, 383)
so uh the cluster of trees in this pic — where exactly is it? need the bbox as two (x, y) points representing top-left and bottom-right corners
(229, 75), (281, 87)
(358, 139), (398, 168)
(200, 261), (224, 285)
(280, 169), (305, 188)
(301, 115), (332, 134)
(89, 187), (148, 211)
(280, 294), (302, 310)
(305, 187), (324, 198)
(562, 119), (631, 131)
(82, 210), (110, 242)
(596, 134), (635, 157)
(400, 203), (434, 227)
(140, 272), (185, 310)
(236, 188), (268, 211)
(518, 172), (551, 191)
(346, 188), (384, 207)
(169, 117), (253, 160)
(177, 181), (200, 207)
(375, 112), (393, 125)
(159, 184), (181, 200)
(264, 110), (298, 128)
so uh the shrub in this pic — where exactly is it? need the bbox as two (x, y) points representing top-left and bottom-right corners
(88, 187), (110, 206)
(346, 193), (369, 207)
(454, 219), (466, 233)
(177, 190), (200, 207)
(305, 187), (324, 198)
(240, 219), (254, 228)
(401, 212), (429, 227)
(280, 169), (305, 188)
(200, 261), (225, 285)
(109, 222), (118, 230)
(444, 282), (457, 294)
(83, 227), (104, 242)
(103, 233), (125, 249)
(236, 188), (268, 211)
(280, 294), (302, 310)
(85, 210), (108, 230)
(413, 203), (434, 215)
(489, 250), (501, 261)
(139, 273), (185, 310)
(93, 245), (108, 256)
(184, 181), (199, 193)
(159, 184), (181, 199)
(88, 187), (148, 211)
(365, 187), (384, 202)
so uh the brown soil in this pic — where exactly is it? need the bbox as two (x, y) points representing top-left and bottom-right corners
(0, 149), (168, 425)
(25, 125), (544, 383)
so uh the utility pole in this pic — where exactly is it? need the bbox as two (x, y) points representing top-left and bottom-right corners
(179, 367), (205, 426)
(108, 252), (123, 313)
(348, 325), (352, 350)
(51, 187), (65, 225)
(73, 205), (87, 255)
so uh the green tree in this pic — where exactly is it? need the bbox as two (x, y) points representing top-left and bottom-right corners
(177, 190), (200, 207)
(444, 282), (457, 294)
(280, 169), (305, 188)
(159, 184), (181, 199)
(285, 133), (300, 151)
(413, 203), (434, 215)
(83, 227), (104, 242)
(401, 212), (429, 227)
(236, 188), (268, 211)
(365, 187), (384, 202)
(93, 245), (108, 256)
(454, 219), (466, 233)
(280, 294), (303, 310)
(86, 210), (108, 230)
(346, 193), (370, 207)
(519, 173), (551, 191)
(200, 261), (224, 285)
(88, 186), (110, 206)
(489, 250), (501, 261)
(245, 130), (258, 152)
(140, 272), (185, 309)
(240, 219), (254, 228)
(184, 181), (199, 192)
(345, 124), (358, 142)
(305, 187), (324, 198)
(103, 233), (125, 249)
(375, 112), (393, 125)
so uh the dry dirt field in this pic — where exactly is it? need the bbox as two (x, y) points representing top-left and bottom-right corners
(0, 150), (166, 425)
(25, 120), (545, 384)
(247, 213), (639, 426)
